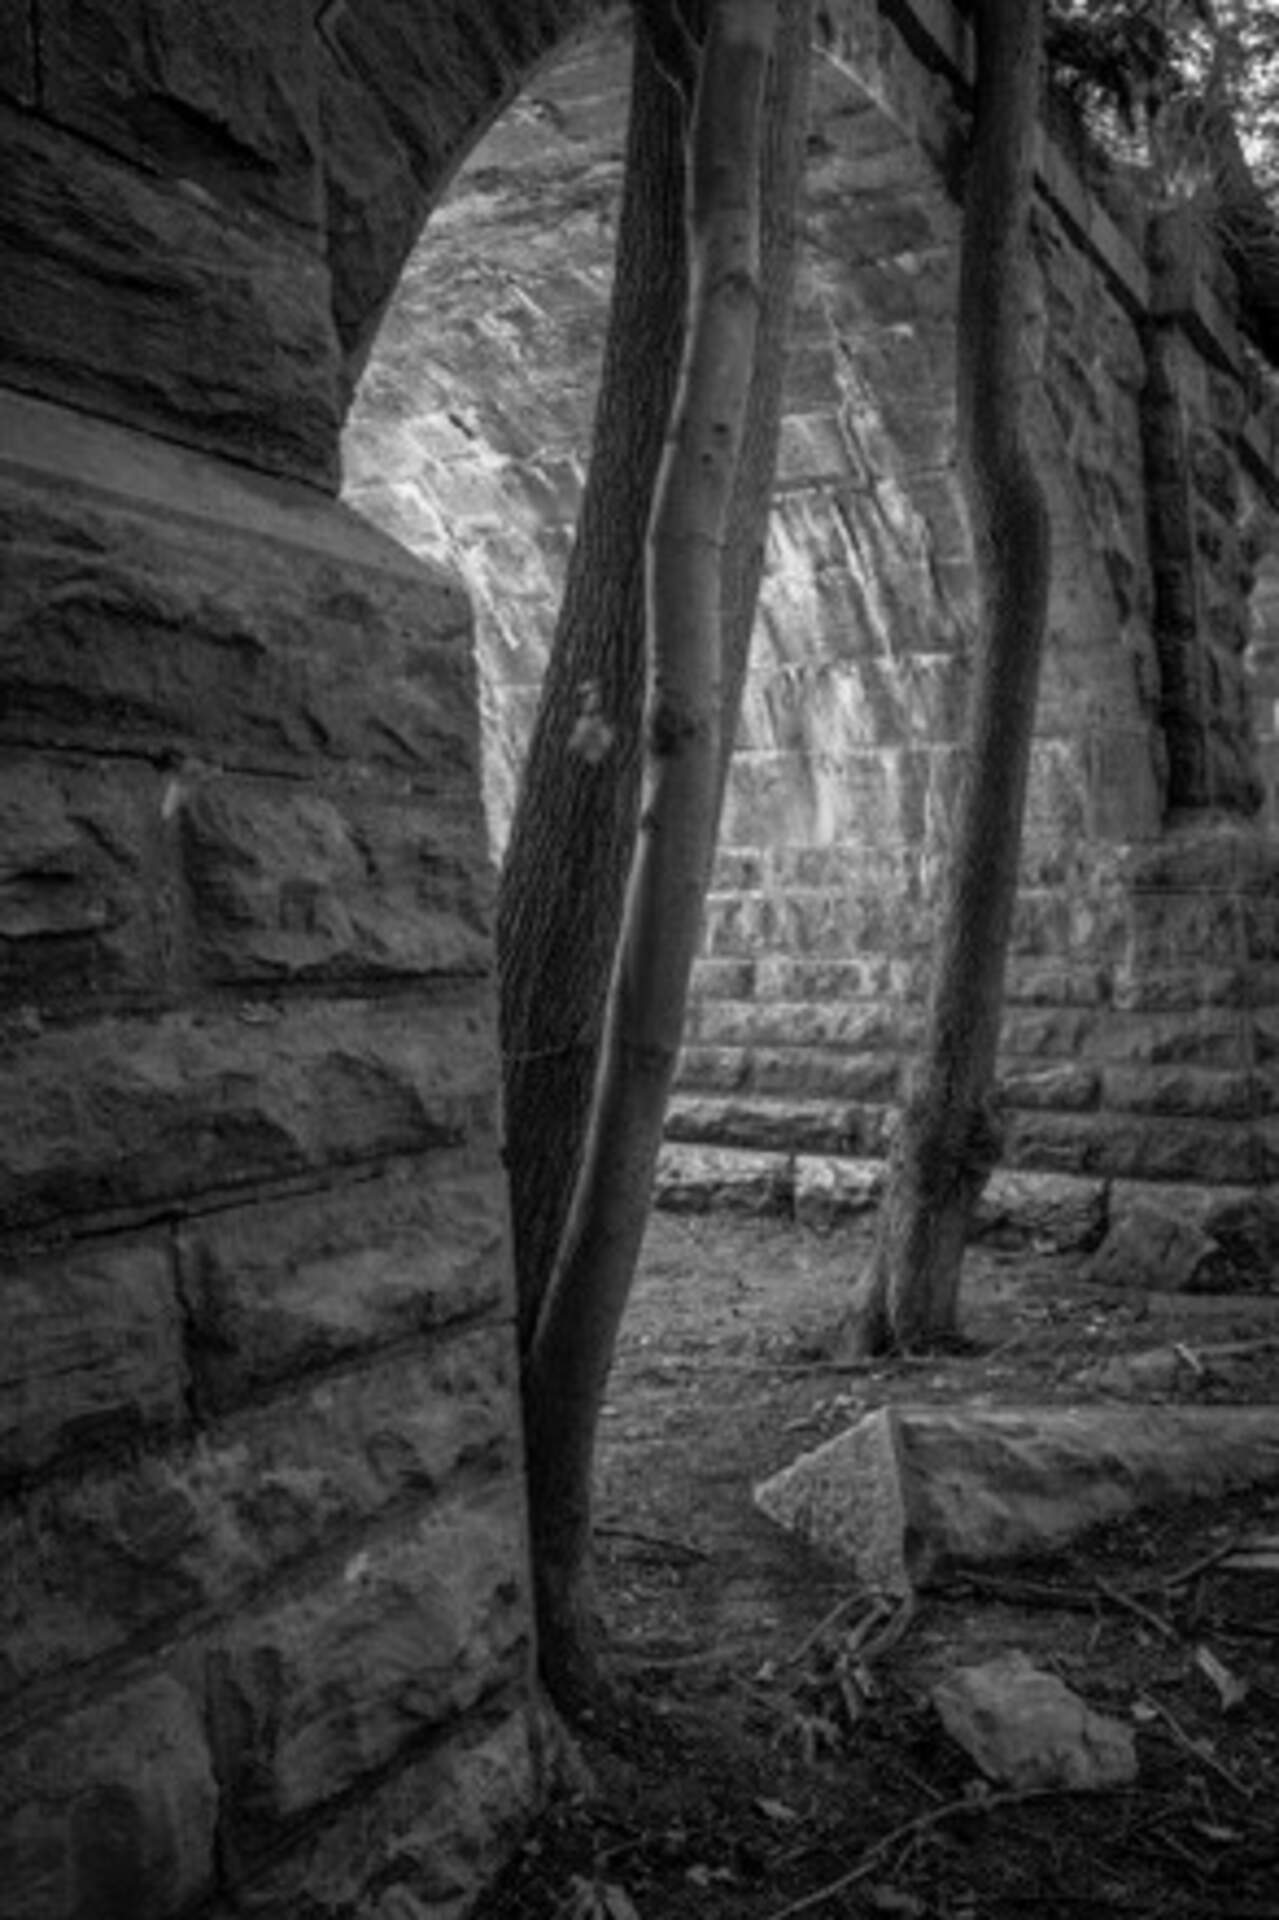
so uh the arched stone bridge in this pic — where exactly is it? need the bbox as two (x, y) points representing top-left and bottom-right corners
(1, 2), (1276, 1914)
(345, 4), (1279, 1228)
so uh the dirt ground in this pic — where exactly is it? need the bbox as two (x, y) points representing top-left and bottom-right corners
(476, 1210), (1279, 1920)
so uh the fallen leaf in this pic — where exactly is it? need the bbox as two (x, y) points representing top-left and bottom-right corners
(869, 1886), (927, 1916)
(563, 1876), (641, 1920)
(1195, 1644), (1250, 1711)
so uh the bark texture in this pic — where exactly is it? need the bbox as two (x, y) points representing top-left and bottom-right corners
(840, 0), (1052, 1357)
(719, 0), (814, 822)
(524, 0), (778, 1707)
(497, 20), (688, 1350)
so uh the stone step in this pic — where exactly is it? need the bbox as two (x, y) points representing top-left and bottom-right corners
(676, 1040), (1268, 1121)
(666, 1085), (1274, 1188)
(666, 1089), (892, 1158)
(655, 1141), (1278, 1282)
(654, 1140), (1109, 1251)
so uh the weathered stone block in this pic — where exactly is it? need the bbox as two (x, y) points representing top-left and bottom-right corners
(1111, 1007), (1253, 1068)
(974, 1169), (1108, 1251)
(0, 0), (35, 104)
(0, 1675), (217, 1920)
(177, 1161), (509, 1409)
(666, 1093), (890, 1158)
(0, 405), (476, 787)
(179, 776), (491, 985)
(0, 754), (161, 1003)
(654, 1143), (793, 1216)
(40, 0), (324, 231)
(0, 1238), (186, 1487)
(691, 996), (909, 1054)
(319, 43), (423, 363)
(673, 1045), (752, 1097)
(1125, 889), (1245, 969)
(748, 1046), (902, 1104)
(226, 1707), (536, 1918)
(0, 1325), (520, 1695)
(0, 107), (340, 485)
(1101, 1064), (1259, 1120)
(0, 996), (496, 1232)
(753, 955), (901, 1002)
(1112, 964), (1246, 1012)
(1085, 1197), (1231, 1294)
(998, 1063), (1100, 1112)
(755, 1403), (1279, 1596)
(1000, 1006), (1097, 1060)
(1106, 1179), (1279, 1288)
(793, 1154), (885, 1229)
(689, 958), (757, 1003)
(1005, 1108), (1261, 1185)
(1003, 962), (1109, 1008)
(208, 1483), (530, 1851)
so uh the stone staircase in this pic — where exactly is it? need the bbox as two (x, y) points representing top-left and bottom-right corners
(662, 823), (1279, 1261)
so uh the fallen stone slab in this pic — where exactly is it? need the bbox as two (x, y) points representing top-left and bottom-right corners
(754, 1402), (1279, 1596)
(933, 1651), (1138, 1791)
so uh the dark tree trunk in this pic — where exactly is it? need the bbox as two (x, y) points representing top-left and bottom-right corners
(838, 0), (1052, 1358)
(497, 18), (688, 1352)
(524, 0), (783, 1711)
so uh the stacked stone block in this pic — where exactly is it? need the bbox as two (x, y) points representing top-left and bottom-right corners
(0, 395), (537, 1919)
(0, 0), (611, 1911)
(338, 0), (1279, 1248)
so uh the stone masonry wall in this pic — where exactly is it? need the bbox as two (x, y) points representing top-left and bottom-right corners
(0, 2), (607, 1914)
(0, 396), (537, 1919)
(346, 0), (1279, 1241)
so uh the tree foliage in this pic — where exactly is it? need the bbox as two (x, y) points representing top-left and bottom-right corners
(1046, 2), (1279, 361)
(1047, 0), (1279, 196)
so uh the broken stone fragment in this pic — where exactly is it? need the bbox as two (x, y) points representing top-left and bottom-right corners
(932, 1650), (1138, 1790)
(754, 1403), (1279, 1594)
(1084, 1200), (1230, 1293)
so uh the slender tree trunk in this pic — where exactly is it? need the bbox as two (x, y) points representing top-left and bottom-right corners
(524, 0), (778, 1709)
(499, 0), (811, 1357)
(497, 17), (688, 1351)
(838, 0), (1052, 1358)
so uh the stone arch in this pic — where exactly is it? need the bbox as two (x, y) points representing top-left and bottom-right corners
(344, 1), (1197, 1200)
(2, 6), (614, 1916)
(3, 4), (1279, 1916)
(347, 4), (1163, 867)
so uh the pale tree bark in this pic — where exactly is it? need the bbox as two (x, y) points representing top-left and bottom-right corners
(836, 0), (1052, 1358)
(720, 0), (813, 820)
(498, 0), (810, 1353)
(523, 0), (779, 1708)
(497, 17), (687, 1351)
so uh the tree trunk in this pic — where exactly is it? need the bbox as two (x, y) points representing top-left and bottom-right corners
(719, 0), (813, 823)
(838, 0), (1052, 1358)
(524, 0), (778, 1709)
(497, 16), (688, 1352)
(499, 0), (811, 1361)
